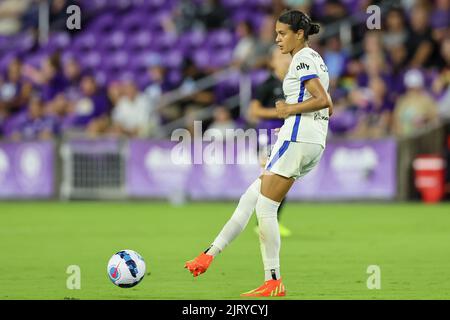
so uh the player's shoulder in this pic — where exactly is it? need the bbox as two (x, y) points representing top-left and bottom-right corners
(293, 47), (323, 62)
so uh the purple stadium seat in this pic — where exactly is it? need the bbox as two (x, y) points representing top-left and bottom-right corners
(100, 30), (126, 52)
(250, 69), (270, 87)
(136, 72), (151, 90)
(221, 0), (248, 9)
(79, 0), (109, 11)
(120, 11), (147, 32)
(152, 32), (177, 50)
(163, 50), (183, 69)
(2, 110), (27, 137)
(141, 0), (167, 10)
(128, 52), (148, 72)
(179, 30), (206, 55)
(94, 70), (108, 87)
(81, 51), (102, 69)
(125, 30), (153, 51)
(249, 14), (266, 32)
(249, 0), (272, 8)
(231, 10), (252, 24)
(103, 50), (130, 69)
(72, 33), (97, 52)
(210, 48), (233, 68)
(115, 0), (134, 11)
(11, 33), (35, 53)
(88, 12), (116, 33)
(206, 29), (234, 49)
(46, 32), (71, 51)
(167, 69), (182, 87)
(193, 49), (211, 70)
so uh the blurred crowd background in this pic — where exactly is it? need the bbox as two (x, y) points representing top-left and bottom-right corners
(0, 0), (449, 142)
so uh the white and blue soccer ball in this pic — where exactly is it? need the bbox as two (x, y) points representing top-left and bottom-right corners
(107, 250), (146, 288)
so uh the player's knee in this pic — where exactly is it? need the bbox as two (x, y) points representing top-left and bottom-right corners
(256, 195), (280, 219)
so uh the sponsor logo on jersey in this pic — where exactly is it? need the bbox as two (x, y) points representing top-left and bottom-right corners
(314, 112), (329, 121)
(320, 64), (328, 72)
(296, 63), (310, 71)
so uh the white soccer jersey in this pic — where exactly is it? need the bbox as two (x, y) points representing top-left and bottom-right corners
(277, 47), (330, 147)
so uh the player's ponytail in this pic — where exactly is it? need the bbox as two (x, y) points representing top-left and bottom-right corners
(278, 10), (320, 40)
(309, 23), (320, 36)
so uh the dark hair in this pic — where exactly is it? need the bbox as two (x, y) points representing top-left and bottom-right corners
(48, 52), (62, 72)
(239, 20), (254, 35)
(278, 10), (320, 40)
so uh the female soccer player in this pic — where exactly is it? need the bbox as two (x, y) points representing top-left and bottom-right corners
(185, 10), (332, 297)
(249, 46), (292, 237)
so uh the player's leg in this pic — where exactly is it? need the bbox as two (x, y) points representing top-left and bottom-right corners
(242, 172), (293, 297)
(258, 172), (294, 279)
(208, 177), (261, 255)
(185, 177), (262, 277)
(255, 142), (292, 237)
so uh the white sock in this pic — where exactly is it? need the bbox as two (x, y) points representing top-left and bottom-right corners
(207, 178), (261, 256)
(256, 194), (281, 280)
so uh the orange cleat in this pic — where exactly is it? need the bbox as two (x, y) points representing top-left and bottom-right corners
(241, 279), (286, 297)
(184, 253), (214, 277)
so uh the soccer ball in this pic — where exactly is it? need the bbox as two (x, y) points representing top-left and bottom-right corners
(107, 250), (146, 288)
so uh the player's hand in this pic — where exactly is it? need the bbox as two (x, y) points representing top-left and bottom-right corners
(248, 101), (260, 118)
(275, 100), (291, 119)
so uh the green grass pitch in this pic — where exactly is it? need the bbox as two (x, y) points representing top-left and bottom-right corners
(0, 201), (449, 300)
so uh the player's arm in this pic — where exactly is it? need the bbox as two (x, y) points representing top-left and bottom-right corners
(327, 92), (333, 116)
(248, 100), (278, 119)
(275, 78), (331, 118)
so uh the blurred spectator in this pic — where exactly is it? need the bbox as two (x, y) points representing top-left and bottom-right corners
(163, 0), (203, 35)
(10, 95), (57, 141)
(320, 0), (347, 27)
(232, 21), (257, 70)
(432, 37), (450, 119)
(160, 57), (216, 125)
(349, 77), (392, 139)
(144, 55), (171, 99)
(393, 69), (439, 137)
(382, 8), (409, 52)
(106, 81), (123, 107)
(198, 0), (229, 31)
(63, 74), (110, 133)
(163, 0), (228, 34)
(248, 46), (290, 131)
(112, 79), (159, 138)
(406, 4), (439, 68)
(0, 0), (31, 35)
(328, 91), (359, 137)
(0, 57), (32, 117)
(430, 0), (450, 43)
(23, 53), (68, 102)
(361, 31), (385, 67)
(282, 0), (312, 13)
(323, 36), (347, 86)
(252, 16), (277, 69)
(63, 57), (83, 101)
(204, 106), (236, 141)
(143, 56), (173, 123)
